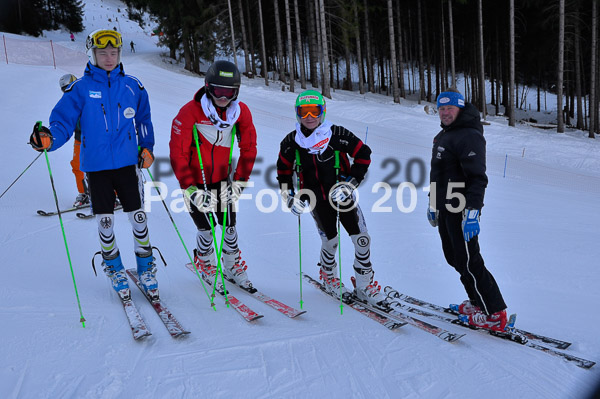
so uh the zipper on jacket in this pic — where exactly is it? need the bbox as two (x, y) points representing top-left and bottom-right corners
(117, 103), (121, 130)
(101, 104), (109, 132)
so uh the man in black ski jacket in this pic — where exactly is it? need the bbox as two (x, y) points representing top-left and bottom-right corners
(428, 88), (508, 332)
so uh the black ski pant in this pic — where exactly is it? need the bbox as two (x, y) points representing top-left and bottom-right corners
(437, 209), (506, 315)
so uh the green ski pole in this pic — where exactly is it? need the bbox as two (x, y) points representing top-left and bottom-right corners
(334, 150), (343, 314)
(145, 168), (215, 308)
(34, 121), (86, 327)
(294, 150), (304, 309)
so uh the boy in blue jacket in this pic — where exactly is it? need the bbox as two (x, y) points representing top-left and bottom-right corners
(29, 29), (159, 300)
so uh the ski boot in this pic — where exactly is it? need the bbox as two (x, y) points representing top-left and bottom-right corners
(351, 269), (388, 309)
(73, 192), (90, 208)
(102, 251), (130, 299)
(136, 251), (158, 300)
(319, 263), (347, 300)
(222, 250), (254, 292)
(193, 249), (224, 293)
(459, 309), (508, 332)
(450, 299), (481, 315)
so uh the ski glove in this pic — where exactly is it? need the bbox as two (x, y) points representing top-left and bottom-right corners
(138, 148), (154, 169)
(220, 180), (245, 204)
(29, 123), (53, 152)
(329, 177), (359, 203)
(281, 189), (307, 216)
(462, 208), (480, 242)
(427, 207), (439, 227)
(185, 185), (217, 212)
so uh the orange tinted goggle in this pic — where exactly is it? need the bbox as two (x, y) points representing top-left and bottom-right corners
(296, 104), (324, 119)
(91, 30), (123, 49)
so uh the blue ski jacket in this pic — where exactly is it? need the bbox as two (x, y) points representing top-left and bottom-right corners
(48, 62), (154, 172)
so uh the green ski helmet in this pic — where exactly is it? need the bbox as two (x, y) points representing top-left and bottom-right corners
(295, 90), (326, 125)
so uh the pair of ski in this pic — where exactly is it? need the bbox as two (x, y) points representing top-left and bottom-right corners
(303, 274), (465, 343)
(383, 288), (596, 369)
(185, 262), (306, 321)
(36, 204), (123, 219)
(112, 269), (190, 340)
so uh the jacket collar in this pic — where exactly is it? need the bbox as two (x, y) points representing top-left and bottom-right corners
(84, 62), (125, 83)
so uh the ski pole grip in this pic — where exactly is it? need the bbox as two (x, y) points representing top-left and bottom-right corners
(33, 121), (43, 147)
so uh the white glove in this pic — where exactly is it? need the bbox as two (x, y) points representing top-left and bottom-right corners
(220, 180), (245, 204)
(329, 177), (358, 203)
(281, 189), (307, 216)
(185, 185), (217, 212)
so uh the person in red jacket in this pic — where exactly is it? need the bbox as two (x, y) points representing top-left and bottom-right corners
(170, 60), (257, 291)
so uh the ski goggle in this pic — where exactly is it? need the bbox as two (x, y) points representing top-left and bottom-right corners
(208, 84), (238, 100)
(296, 104), (324, 119)
(89, 30), (123, 49)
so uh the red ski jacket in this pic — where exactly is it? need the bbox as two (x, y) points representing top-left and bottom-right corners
(169, 88), (257, 189)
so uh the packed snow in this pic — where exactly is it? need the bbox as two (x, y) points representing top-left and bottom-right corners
(1, 1), (599, 398)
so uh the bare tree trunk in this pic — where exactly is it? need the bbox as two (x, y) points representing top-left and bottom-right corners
(363, 0), (375, 93)
(227, 0), (238, 67)
(237, 0), (250, 76)
(314, 0), (323, 88)
(439, 0), (447, 91)
(477, 0), (486, 119)
(417, 0), (425, 103)
(557, 0), (565, 133)
(293, 0), (306, 89)
(244, 0), (257, 77)
(284, 0), (295, 92)
(387, 0), (400, 103)
(353, 2), (365, 95)
(448, 0), (456, 87)
(319, 0), (331, 98)
(575, 2), (583, 129)
(308, 0), (319, 87)
(395, 0), (405, 97)
(258, 0), (269, 86)
(273, 0), (286, 84)
(508, 0), (515, 127)
(342, 23), (352, 90)
(590, 0), (597, 138)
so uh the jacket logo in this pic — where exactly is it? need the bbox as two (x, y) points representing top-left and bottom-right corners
(468, 151), (476, 156)
(312, 138), (330, 150)
(123, 107), (135, 119)
(89, 91), (102, 99)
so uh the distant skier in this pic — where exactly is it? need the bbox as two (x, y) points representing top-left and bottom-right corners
(58, 73), (89, 208)
(169, 60), (258, 291)
(276, 89), (388, 308)
(428, 88), (508, 331)
(70, 33), (75, 42)
(29, 29), (159, 299)
(130, 41), (135, 53)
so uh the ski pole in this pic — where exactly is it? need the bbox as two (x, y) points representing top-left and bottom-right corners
(0, 152), (42, 200)
(192, 124), (233, 305)
(294, 150), (304, 309)
(145, 168), (215, 308)
(334, 150), (343, 315)
(34, 121), (86, 327)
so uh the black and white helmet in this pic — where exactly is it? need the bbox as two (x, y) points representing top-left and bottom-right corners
(59, 74), (77, 92)
(204, 60), (241, 102)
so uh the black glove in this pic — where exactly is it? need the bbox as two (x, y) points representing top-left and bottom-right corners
(29, 123), (53, 152)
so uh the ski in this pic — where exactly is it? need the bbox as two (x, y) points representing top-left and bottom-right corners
(384, 287), (571, 350)
(37, 204), (90, 216)
(384, 288), (595, 369)
(126, 269), (190, 338)
(76, 204), (123, 219)
(185, 263), (263, 322)
(113, 287), (152, 340)
(303, 274), (405, 331)
(354, 296), (465, 343)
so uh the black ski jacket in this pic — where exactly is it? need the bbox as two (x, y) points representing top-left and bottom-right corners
(277, 125), (371, 202)
(430, 102), (487, 211)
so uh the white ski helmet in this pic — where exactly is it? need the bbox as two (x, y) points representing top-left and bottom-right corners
(59, 74), (77, 92)
(85, 29), (123, 66)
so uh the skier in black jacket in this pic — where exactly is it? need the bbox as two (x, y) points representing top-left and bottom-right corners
(428, 88), (508, 332)
(277, 90), (387, 307)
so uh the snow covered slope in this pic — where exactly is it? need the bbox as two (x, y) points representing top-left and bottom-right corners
(1, 1), (600, 398)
